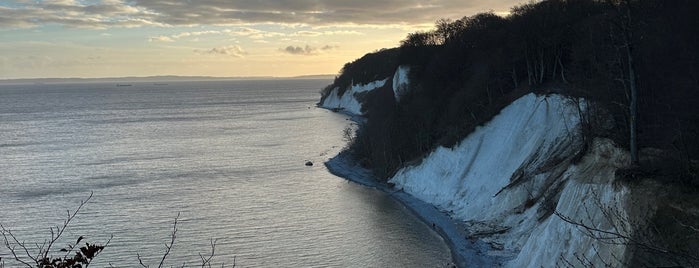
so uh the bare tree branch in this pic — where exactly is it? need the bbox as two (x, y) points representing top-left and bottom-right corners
(137, 253), (149, 268)
(3, 196), (237, 267)
(199, 238), (217, 268)
(41, 192), (94, 263)
(0, 192), (114, 268)
(157, 212), (180, 268)
(554, 191), (699, 266)
(0, 225), (35, 267)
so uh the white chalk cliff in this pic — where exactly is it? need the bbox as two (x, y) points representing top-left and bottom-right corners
(389, 93), (638, 267)
(320, 65), (411, 115)
(392, 65), (410, 102)
(320, 64), (654, 266)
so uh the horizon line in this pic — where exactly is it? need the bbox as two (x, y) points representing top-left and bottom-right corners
(0, 74), (337, 84)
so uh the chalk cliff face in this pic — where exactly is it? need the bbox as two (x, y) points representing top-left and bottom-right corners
(319, 65), (410, 115)
(320, 62), (691, 266)
(391, 65), (410, 103)
(319, 78), (388, 115)
(509, 139), (633, 267)
(345, 86), (637, 265)
(386, 93), (639, 266)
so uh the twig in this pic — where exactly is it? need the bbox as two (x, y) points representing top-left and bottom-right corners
(42, 192), (94, 263)
(670, 215), (699, 233)
(199, 238), (217, 268)
(1, 192), (100, 267)
(158, 212), (180, 268)
(137, 253), (149, 268)
(554, 198), (699, 266)
(0, 226), (35, 267)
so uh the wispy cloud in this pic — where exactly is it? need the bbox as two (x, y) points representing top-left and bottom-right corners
(281, 44), (337, 56)
(294, 31), (322, 37)
(195, 45), (247, 57)
(172, 30), (231, 39)
(148, 35), (174, 42)
(129, 0), (518, 26)
(319, 30), (364, 36)
(0, 0), (522, 29)
(156, 27), (361, 43)
(0, 1), (162, 29)
(231, 27), (286, 39)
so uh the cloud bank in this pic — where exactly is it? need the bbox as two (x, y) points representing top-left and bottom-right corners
(281, 45), (337, 55)
(195, 45), (247, 57)
(0, 0), (523, 28)
(0, 1), (161, 28)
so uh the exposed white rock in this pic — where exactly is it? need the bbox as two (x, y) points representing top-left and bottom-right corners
(388, 93), (639, 265)
(390, 93), (584, 231)
(392, 65), (410, 102)
(320, 78), (389, 115)
(506, 138), (632, 267)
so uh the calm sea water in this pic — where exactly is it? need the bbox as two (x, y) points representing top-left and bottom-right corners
(0, 80), (451, 267)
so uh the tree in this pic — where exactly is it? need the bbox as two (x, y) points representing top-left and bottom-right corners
(336, 0), (699, 181)
(619, 0), (640, 164)
(604, 0), (640, 164)
(400, 31), (440, 47)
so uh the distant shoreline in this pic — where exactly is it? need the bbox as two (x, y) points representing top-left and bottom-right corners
(0, 75), (335, 85)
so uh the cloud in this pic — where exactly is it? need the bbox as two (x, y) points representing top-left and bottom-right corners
(283, 45), (314, 55)
(0, 1), (162, 29)
(294, 31), (322, 37)
(131, 0), (523, 26)
(320, 30), (364, 36)
(230, 27), (285, 39)
(172, 30), (231, 39)
(281, 44), (337, 55)
(320, 45), (338, 50)
(289, 30), (365, 38)
(154, 28), (288, 43)
(0, 0), (523, 28)
(148, 35), (174, 42)
(195, 45), (247, 57)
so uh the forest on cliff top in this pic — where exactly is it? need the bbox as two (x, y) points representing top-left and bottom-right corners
(321, 0), (699, 185)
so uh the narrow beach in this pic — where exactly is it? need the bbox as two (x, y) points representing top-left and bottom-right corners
(324, 151), (497, 268)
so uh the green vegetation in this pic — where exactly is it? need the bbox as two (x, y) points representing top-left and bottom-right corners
(322, 0), (699, 184)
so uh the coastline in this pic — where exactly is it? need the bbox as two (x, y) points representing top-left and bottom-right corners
(324, 151), (496, 268)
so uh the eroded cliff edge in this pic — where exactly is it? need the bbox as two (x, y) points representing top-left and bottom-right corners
(318, 2), (699, 265)
(320, 64), (699, 267)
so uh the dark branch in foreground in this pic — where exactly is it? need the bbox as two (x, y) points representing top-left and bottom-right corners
(554, 192), (699, 267)
(159, 212), (179, 268)
(2, 194), (236, 267)
(1, 192), (112, 268)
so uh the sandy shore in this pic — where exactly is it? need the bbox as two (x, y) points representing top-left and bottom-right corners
(324, 151), (497, 268)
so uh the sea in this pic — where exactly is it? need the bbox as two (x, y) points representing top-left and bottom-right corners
(0, 80), (451, 267)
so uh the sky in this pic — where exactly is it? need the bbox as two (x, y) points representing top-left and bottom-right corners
(0, 0), (523, 79)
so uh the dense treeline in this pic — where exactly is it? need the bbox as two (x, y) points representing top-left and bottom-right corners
(320, 48), (400, 102)
(323, 0), (699, 183)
